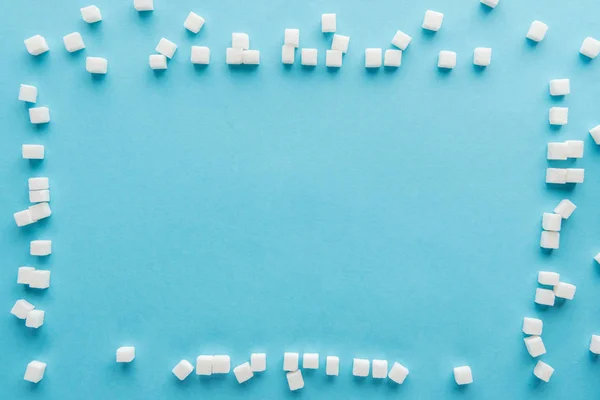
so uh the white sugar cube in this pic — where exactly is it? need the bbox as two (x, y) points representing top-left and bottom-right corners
(242, 50), (260, 65)
(365, 48), (382, 68)
(285, 29), (300, 47)
(81, 5), (102, 23)
(29, 202), (52, 221)
(149, 54), (167, 70)
(353, 358), (370, 377)
(116, 346), (135, 362)
(542, 213), (561, 232)
(384, 50), (402, 67)
(184, 12), (205, 34)
(326, 50), (342, 67)
(250, 353), (266, 372)
(590, 125), (600, 144)
(18, 266), (35, 285)
(533, 361), (554, 382)
(322, 14), (336, 33)
(526, 21), (548, 42)
(24, 361), (46, 383)
(372, 359), (388, 379)
(331, 34), (350, 53)
(549, 79), (570, 96)
(565, 140), (584, 158)
(549, 107), (568, 125)
(134, 0), (153, 11)
(156, 38), (177, 59)
(524, 336), (546, 357)
(391, 30), (411, 50)
(232, 33), (249, 50)
(547, 142), (568, 160)
(196, 355), (212, 375)
(287, 370), (304, 391)
(191, 46), (210, 64)
(303, 353), (319, 369)
(226, 48), (243, 65)
(11, 299), (34, 319)
(554, 200), (575, 219)
(25, 35), (49, 56)
(554, 282), (576, 300)
(301, 48), (317, 66)
(86, 57), (108, 74)
(29, 107), (50, 124)
(63, 32), (85, 53)
(283, 352), (299, 371)
(14, 210), (34, 227)
(538, 271), (560, 286)
(30, 240), (52, 256)
(388, 362), (409, 384)
(19, 85), (37, 103)
(326, 356), (339, 376)
(540, 231), (559, 250)
(30, 190), (50, 203)
(595, 253), (600, 264)
(172, 360), (194, 380)
(566, 168), (584, 183)
(22, 144), (45, 160)
(438, 51), (457, 69)
(25, 309), (45, 328)
(422, 10), (444, 32)
(590, 335), (600, 354)
(546, 168), (567, 184)
(580, 37), (600, 59)
(473, 47), (492, 66)
(453, 366), (473, 385)
(523, 317), (543, 335)
(29, 177), (49, 191)
(282, 45), (295, 64)
(29, 270), (51, 289)
(481, 0), (499, 8)
(535, 288), (555, 306)
(212, 355), (230, 374)
(233, 362), (253, 384)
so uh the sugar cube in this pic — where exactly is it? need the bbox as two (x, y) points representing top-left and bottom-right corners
(19, 85), (37, 103)
(565, 140), (584, 158)
(172, 360), (194, 380)
(116, 346), (135, 362)
(81, 5), (102, 23)
(526, 21), (548, 42)
(22, 144), (45, 160)
(542, 213), (561, 232)
(549, 79), (570, 96)
(547, 142), (568, 160)
(30, 240), (52, 256)
(388, 362), (409, 384)
(326, 356), (339, 376)
(29, 107), (50, 124)
(18, 266), (35, 285)
(29, 270), (51, 289)
(134, 0), (153, 11)
(285, 29), (300, 47)
(282, 45), (295, 64)
(365, 48), (382, 68)
(242, 50), (260, 65)
(566, 168), (584, 183)
(11, 299), (35, 319)
(283, 352), (299, 371)
(24, 361), (46, 383)
(554, 282), (576, 300)
(232, 33), (249, 50)
(549, 107), (568, 125)
(250, 353), (266, 372)
(523, 317), (543, 335)
(24, 35), (49, 56)
(422, 10), (444, 32)
(353, 358), (370, 377)
(226, 48), (243, 65)
(546, 168), (567, 184)
(590, 125), (600, 144)
(538, 271), (560, 286)
(14, 210), (34, 227)
(481, 0), (499, 8)
(287, 370), (304, 391)
(540, 231), (560, 250)
(86, 57), (108, 74)
(303, 353), (319, 369)
(533, 361), (554, 382)
(331, 34), (350, 53)
(301, 48), (317, 66)
(391, 30), (411, 50)
(29, 202), (52, 221)
(212, 355), (230, 374)
(326, 50), (342, 67)
(149, 54), (167, 70)
(535, 288), (555, 306)
(322, 14), (336, 33)
(29, 177), (49, 191)
(580, 37), (600, 59)
(453, 366), (473, 385)
(191, 46), (210, 64)
(384, 50), (402, 67)
(595, 253), (600, 264)
(524, 336), (546, 357)
(474, 47), (492, 66)
(156, 38), (177, 59)
(25, 309), (45, 328)
(184, 12), (205, 34)
(590, 335), (600, 354)
(438, 51), (457, 69)
(372, 359), (388, 379)
(196, 355), (212, 375)
(233, 362), (253, 384)
(63, 32), (85, 53)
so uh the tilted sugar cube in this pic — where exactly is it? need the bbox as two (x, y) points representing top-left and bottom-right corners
(18, 266), (35, 285)
(282, 45), (295, 64)
(283, 352), (299, 371)
(566, 168), (584, 183)
(303, 353), (319, 369)
(331, 34), (350, 53)
(134, 0), (153, 11)
(22, 144), (45, 160)
(226, 48), (243, 65)
(116, 346), (135, 362)
(25, 309), (45, 328)
(549, 79), (570, 96)
(29, 107), (50, 124)
(30, 240), (52, 256)
(565, 140), (584, 158)
(422, 10), (444, 32)
(24, 361), (46, 383)
(11, 299), (35, 319)
(549, 107), (568, 125)
(172, 360), (194, 380)
(184, 12), (205, 34)
(196, 355), (212, 375)
(242, 50), (260, 65)
(63, 32), (85, 53)
(326, 356), (339, 376)
(538, 271), (559, 286)
(545, 168), (567, 184)
(250, 353), (266, 372)
(321, 14), (336, 33)
(285, 29), (300, 47)
(14, 210), (34, 227)
(326, 50), (342, 67)
(365, 48), (382, 68)
(554, 200), (575, 219)
(19, 85), (37, 103)
(533, 361), (554, 382)
(473, 47), (492, 66)
(438, 51), (456, 69)
(372, 359), (388, 379)
(524, 336), (546, 357)
(547, 142), (568, 160)
(535, 288), (555, 306)
(384, 50), (402, 67)
(353, 358), (370, 377)
(542, 213), (561, 232)
(232, 33), (249, 50)
(453, 366), (473, 385)
(391, 30), (411, 50)
(286, 370), (304, 391)
(388, 362), (409, 384)
(580, 37), (600, 59)
(156, 38), (177, 59)
(590, 335), (600, 354)
(191, 46), (210, 64)
(233, 362), (254, 384)
(29, 177), (49, 191)
(481, 0), (499, 8)
(212, 355), (230, 374)
(301, 48), (317, 66)
(29, 202), (52, 221)
(29, 270), (51, 289)
(149, 54), (167, 70)
(526, 21), (548, 42)
(24, 35), (49, 56)
(81, 5), (102, 23)
(590, 125), (600, 144)
(523, 317), (543, 335)
(86, 57), (108, 74)
(540, 231), (559, 250)
(554, 282), (576, 300)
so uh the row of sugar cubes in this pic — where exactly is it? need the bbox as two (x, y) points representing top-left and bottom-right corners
(14, 178), (52, 227)
(539, 199), (576, 250)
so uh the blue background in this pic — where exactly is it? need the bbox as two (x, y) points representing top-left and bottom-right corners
(2, 0), (600, 398)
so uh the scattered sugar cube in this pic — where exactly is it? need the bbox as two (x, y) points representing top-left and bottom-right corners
(18, 266), (35, 285)
(134, 0), (153, 11)
(372, 359), (388, 379)
(287, 370), (304, 391)
(535, 288), (555, 306)
(365, 48), (382, 68)
(86, 57), (108, 74)
(549, 79), (570, 96)
(29, 202), (52, 221)
(566, 168), (584, 183)
(242, 50), (260, 65)
(250, 353), (266, 372)
(14, 210), (34, 227)
(285, 29), (300, 47)
(191, 46), (210, 64)
(547, 142), (568, 160)
(331, 34), (350, 53)
(526, 21), (548, 42)
(391, 30), (411, 50)
(453, 366), (473, 385)
(473, 47), (492, 66)
(212, 355), (230, 374)
(549, 107), (568, 125)
(24, 361), (46, 383)
(542, 213), (561, 232)
(422, 10), (444, 32)
(326, 356), (339, 376)
(303, 353), (319, 369)
(301, 48), (317, 66)
(30, 240), (52, 256)
(196, 355), (212, 375)
(29, 190), (50, 203)
(590, 125), (600, 144)
(388, 362), (409, 384)
(226, 48), (243, 65)
(116, 346), (135, 362)
(438, 51), (457, 69)
(25, 35), (49, 56)
(29, 270), (51, 289)
(384, 50), (402, 67)
(232, 33), (249, 50)
(481, 0), (499, 8)
(538, 271), (560, 286)
(590, 335), (600, 354)
(524, 336), (546, 357)
(523, 317), (543, 336)
(29, 107), (50, 124)
(595, 253), (600, 264)
(63, 32), (85, 53)
(565, 140), (584, 158)
(282, 45), (295, 64)
(283, 352), (299, 371)
(322, 14), (336, 33)
(22, 144), (45, 160)
(580, 37), (600, 59)
(11, 299), (34, 319)
(184, 12), (205, 34)
(25, 310), (45, 328)
(326, 50), (342, 67)
(353, 358), (370, 377)
(233, 362), (253, 384)
(554, 282), (576, 300)
(156, 38), (177, 59)
(149, 54), (167, 70)
(545, 168), (567, 184)
(540, 231), (560, 250)
(533, 361), (554, 382)
(29, 177), (49, 191)
(81, 5), (102, 23)
(19, 85), (37, 103)
(172, 360), (194, 380)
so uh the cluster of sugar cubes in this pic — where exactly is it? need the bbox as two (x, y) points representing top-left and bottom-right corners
(226, 33), (260, 65)
(14, 177), (52, 227)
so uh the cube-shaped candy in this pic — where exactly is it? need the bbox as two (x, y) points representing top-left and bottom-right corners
(535, 288), (555, 305)
(30, 240), (52, 256)
(191, 46), (210, 64)
(554, 199), (575, 219)
(526, 21), (548, 42)
(453, 366), (473, 385)
(533, 361), (554, 382)
(547, 142), (568, 160)
(352, 358), (370, 377)
(549, 79), (570, 96)
(287, 370), (304, 391)
(384, 50), (402, 67)
(11, 299), (35, 319)
(184, 12), (205, 34)
(372, 359), (388, 379)
(22, 145), (45, 160)
(326, 50), (342, 67)
(226, 48), (243, 65)
(580, 37), (600, 59)
(473, 47), (492, 66)
(365, 48), (382, 68)
(156, 38), (177, 59)
(590, 335), (600, 355)
(523, 317), (543, 335)
(303, 353), (319, 369)
(29, 107), (50, 124)
(19, 85), (37, 103)
(524, 336), (546, 357)
(554, 282), (576, 300)
(212, 355), (230, 374)
(172, 360), (194, 380)
(134, 0), (153, 11)
(25, 35), (49, 56)
(86, 57), (108, 74)
(24, 361), (46, 383)
(233, 362), (253, 384)
(388, 362), (409, 384)
(242, 50), (260, 65)
(63, 32), (85, 53)
(196, 355), (212, 375)
(17, 267), (35, 285)
(282, 45), (295, 64)
(81, 5), (102, 23)
(232, 33), (249, 50)
(538, 271), (559, 286)
(285, 29), (300, 47)
(321, 14), (336, 33)
(283, 352), (299, 371)
(301, 48), (317, 66)
(542, 213), (561, 232)
(549, 107), (568, 125)
(331, 34), (350, 53)
(250, 353), (266, 372)
(25, 309), (45, 328)
(438, 51), (457, 69)
(29, 270), (51, 289)
(149, 54), (167, 70)
(391, 30), (411, 50)
(545, 168), (567, 184)
(116, 346), (135, 362)
(565, 140), (583, 158)
(423, 10), (444, 32)
(326, 356), (339, 376)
